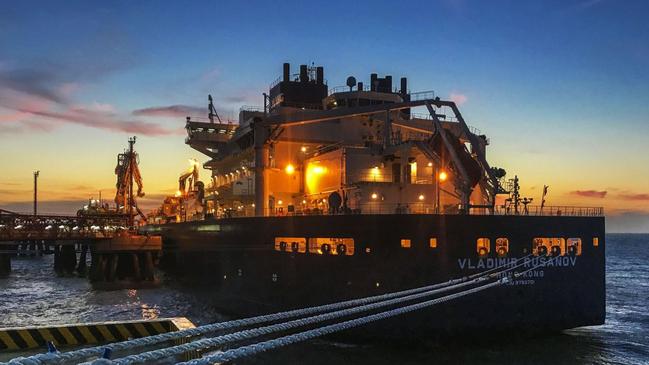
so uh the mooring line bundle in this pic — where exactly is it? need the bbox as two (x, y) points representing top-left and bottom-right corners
(4, 254), (554, 365)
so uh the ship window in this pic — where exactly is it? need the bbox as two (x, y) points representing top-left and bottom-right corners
(476, 238), (490, 256)
(533, 238), (565, 256)
(308, 238), (354, 256)
(495, 238), (509, 256)
(274, 237), (306, 253)
(429, 238), (437, 248)
(593, 237), (599, 247)
(567, 238), (582, 256)
(401, 239), (411, 248)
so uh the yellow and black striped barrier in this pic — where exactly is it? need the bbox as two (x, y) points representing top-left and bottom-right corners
(0, 317), (194, 352)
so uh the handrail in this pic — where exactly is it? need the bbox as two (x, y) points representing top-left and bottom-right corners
(212, 204), (604, 219)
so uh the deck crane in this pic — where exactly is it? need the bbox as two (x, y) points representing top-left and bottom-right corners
(114, 136), (146, 226)
(177, 159), (206, 219)
(178, 159), (200, 197)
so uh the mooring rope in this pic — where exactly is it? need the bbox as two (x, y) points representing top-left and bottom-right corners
(105, 276), (493, 364)
(179, 280), (507, 365)
(180, 256), (559, 365)
(4, 254), (536, 365)
(100, 256), (541, 365)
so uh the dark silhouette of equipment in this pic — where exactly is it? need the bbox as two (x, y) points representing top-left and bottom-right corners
(346, 76), (356, 91)
(33, 170), (39, 216)
(208, 94), (222, 123)
(114, 136), (146, 227)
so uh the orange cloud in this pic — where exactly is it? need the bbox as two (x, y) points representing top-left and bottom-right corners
(570, 190), (607, 198)
(618, 193), (649, 201)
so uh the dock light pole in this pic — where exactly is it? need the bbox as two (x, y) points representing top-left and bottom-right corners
(33, 170), (39, 216)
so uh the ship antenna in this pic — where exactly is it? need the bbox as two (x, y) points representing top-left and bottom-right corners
(208, 94), (222, 124)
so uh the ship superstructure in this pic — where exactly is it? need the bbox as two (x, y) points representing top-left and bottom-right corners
(187, 63), (503, 219)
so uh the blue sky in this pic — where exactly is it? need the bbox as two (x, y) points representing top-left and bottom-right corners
(0, 0), (648, 231)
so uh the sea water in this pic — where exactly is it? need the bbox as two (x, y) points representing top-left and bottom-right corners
(1, 234), (647, 364)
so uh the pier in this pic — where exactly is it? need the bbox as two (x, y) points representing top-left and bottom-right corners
(0, 209), (161, 284)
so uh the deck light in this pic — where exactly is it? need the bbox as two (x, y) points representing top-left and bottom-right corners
(371, 166), (380, 179)
(285, 164), (295, 175)
(371, 193), (378, 200)
(418, 194), (425, 201)
(301, 146), (307, 152)
(439, 171), (448, 182)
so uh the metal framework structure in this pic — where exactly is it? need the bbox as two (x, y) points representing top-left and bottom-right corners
(0, 209), (130, 242)
(253, 98), (499, 216)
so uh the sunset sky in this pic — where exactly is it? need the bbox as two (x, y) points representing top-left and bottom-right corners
(1, 0), (647, 232)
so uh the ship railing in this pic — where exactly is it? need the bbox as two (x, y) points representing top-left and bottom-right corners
(328, 84), (415, 96)
(239, 105), (265, 113)
(216, 204), (603, 218)
(409, 90), (436, 101)
(328, 85), (352, 95)
(270, 74), (329, 89)
(280, 101), (324, 110)
(490, 205), (604, 217)
(185, 115), (238, 125)
(346, 173), (435, 185)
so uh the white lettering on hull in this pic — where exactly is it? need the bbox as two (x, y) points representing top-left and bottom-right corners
(457, 256), (577, 270)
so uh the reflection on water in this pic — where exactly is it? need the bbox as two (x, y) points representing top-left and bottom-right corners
(0, 256), (222, 328)
(0, 234), (647, 365)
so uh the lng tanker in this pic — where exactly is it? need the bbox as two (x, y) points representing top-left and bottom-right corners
(144, 63), (605, 339)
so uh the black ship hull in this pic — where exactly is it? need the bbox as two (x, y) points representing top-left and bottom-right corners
(153, 214), (605, 339)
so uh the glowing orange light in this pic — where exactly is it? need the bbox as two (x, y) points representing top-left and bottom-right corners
(175, 190), (182, 197)
(439, 171), (448, 182)
(278, 200), (283, 205)
(285, 164), (295, 175)
(418, 194), (425, 201)
(301, 146), (307, 152)
(427, 162), (433, 167)
(371, 193), (378, 200)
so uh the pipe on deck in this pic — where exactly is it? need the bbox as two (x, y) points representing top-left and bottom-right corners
(254, 119), (270, 216)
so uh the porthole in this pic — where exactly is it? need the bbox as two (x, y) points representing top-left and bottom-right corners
(401, 239), (411, 248)
(495, 238), (509, 256)
(477, 238), (490, 256)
